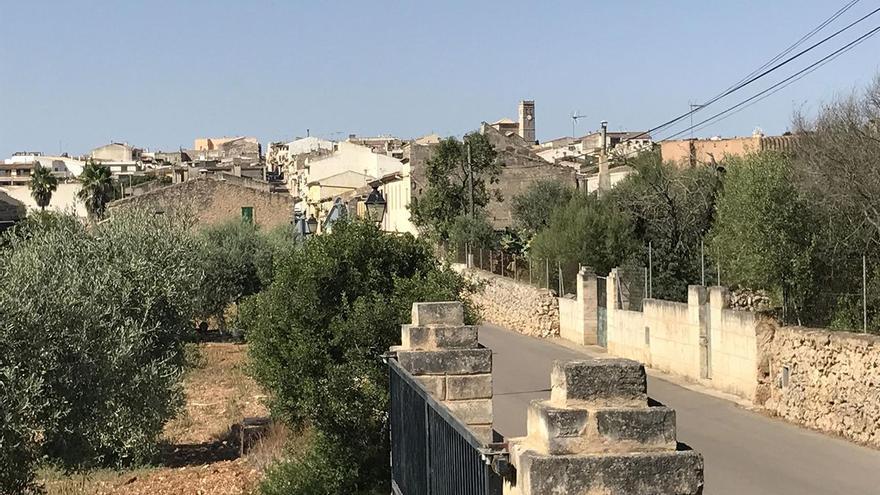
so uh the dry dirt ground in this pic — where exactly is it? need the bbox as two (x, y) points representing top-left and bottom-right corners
(41, 341), (282, 495)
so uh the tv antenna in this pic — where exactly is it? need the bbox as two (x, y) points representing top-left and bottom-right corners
(571, 111), (588, 138)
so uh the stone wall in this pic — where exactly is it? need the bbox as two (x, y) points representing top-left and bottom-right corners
(757, 324), (880, 447)
(109, 177), (295, 229)
(462, 267), (559, 338)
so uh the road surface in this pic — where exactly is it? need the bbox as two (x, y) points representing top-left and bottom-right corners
(481, 324), (880, 495)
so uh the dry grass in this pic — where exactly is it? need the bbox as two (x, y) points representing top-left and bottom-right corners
(41, 341), (287, 495)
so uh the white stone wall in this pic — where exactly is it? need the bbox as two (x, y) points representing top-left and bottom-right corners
(608, 309), (651, 366)
(758, 325), (880, 447)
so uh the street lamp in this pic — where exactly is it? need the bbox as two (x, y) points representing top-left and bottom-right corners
(293, 208), (317, 242)
(364, 185), (387, 226)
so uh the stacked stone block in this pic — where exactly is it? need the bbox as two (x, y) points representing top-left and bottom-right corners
(395, 302), (493, 441)
(509, 358), (704, 494)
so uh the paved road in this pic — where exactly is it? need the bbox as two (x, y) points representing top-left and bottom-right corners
(481, 324), (880, 495)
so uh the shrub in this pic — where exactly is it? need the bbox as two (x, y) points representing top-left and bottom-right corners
(196, 221), (274, 329)
(0, 210), (203, 489)
(244, 219), (476, 494)
(530, 192), (636, 275)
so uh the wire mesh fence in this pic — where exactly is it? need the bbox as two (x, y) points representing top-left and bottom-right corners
(451, 243), (877, 333)
(454, 245), (624, 299)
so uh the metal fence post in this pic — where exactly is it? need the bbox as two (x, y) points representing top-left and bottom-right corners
(701, 239), (705, 286)
(529, 260), (533, 285)
(864, 254), (868, 333)
(545, 259), (550, 289)
(558, 261), (564, 295)
(501, 252), (505, 277)
(514, 257), (518, 281)
(648, 242), (653, 299)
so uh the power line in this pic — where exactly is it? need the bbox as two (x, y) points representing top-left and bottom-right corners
(715, 0), (861, 98)
(663, 23), (880, 141)
(626, 3), (880, 142)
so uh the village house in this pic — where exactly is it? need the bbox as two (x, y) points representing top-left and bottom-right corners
(660, 130), (799, 167)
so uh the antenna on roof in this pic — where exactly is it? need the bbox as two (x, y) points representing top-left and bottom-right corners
(571, 111), (587, 138)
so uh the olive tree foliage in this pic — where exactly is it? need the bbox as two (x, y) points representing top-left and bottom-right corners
(0, 210), (204, 492)
(243, 219), (478, 494)
(447, 213), (496, 251)
(708, 152), (819, 320)
(610, 151), (723, 300)
(529, 192), (637, 275)
(511, 179), (574, 238)
(410, 133), (501, 241)
(196, 220), (274, 329)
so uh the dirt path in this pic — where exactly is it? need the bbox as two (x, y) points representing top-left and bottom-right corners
(42, 342), (281, 495)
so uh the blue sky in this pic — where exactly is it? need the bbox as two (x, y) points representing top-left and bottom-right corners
(1, 0), (879, 157)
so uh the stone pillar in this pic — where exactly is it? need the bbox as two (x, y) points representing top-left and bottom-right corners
(395, 302), (494, 441)
(688, 285), (709, 379)
(576, 267), (598, 345)
(507, 359), (704, 494)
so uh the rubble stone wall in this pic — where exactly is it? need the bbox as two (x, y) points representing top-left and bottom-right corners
(463, 268), (559, 338)
(757, 324), (880, 447)
(109, 177), (294, 228)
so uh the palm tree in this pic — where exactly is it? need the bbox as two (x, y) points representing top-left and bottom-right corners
(29, 161), (59, 211)
(77, 160), (114, 220)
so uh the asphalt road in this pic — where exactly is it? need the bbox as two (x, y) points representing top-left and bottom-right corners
(480, 323), (880, 495)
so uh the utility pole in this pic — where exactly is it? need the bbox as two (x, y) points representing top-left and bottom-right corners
(467, 143), (474, 219)
(689, 102), (705, 139)
(467, 142), (474, 268)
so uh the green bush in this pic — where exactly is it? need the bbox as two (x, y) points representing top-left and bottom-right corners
(244, 219), (477, 494)
(530, 192), (636, 275)
(0, 210), (203, 490)
(708, 152), (818, 319)
(196, 220), (275, 329)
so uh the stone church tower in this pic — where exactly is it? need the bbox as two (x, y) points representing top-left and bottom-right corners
(518, 100), (536, 144)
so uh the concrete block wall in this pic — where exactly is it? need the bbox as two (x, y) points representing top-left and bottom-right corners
(505, 359), (704, 495)
(558, 268), (598, 345)
(605, 270), (760, 401)
(709, 287), (759, 400)
(394, 301), (494, 441)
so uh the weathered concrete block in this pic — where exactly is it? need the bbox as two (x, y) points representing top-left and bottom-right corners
(527, 401), (590, 454)
(468, 424), (494, 444)
(446, 374), (492, 400)
(550, 359), (647, 407)
(411, 301), (464, 326)
(416, 375), (446, 400)
(444, 398), (493, 424)
(515, 448), (704, 495)
(596, 407), (676, 450)
(397, 348), (492, 375)
(400, 324), (478, 350)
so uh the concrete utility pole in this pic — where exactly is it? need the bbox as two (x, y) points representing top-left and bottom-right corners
(467, 143), (474, 219)
(467, 142), (474, 268)
(689, 102), (705, 139)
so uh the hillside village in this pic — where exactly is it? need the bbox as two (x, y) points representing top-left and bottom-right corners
(1, 99), (795, 235)
(6, 1), (880, 494)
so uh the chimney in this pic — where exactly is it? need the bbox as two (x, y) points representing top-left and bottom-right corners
(600, 120), (608, 154)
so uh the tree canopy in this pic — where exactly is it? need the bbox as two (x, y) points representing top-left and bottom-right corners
(29, 163), (58, 211)
(410, 132), (500, 241)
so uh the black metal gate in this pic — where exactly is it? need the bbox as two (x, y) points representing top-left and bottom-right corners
(388, 357), (504, 495)
(597, 276), (607, 347)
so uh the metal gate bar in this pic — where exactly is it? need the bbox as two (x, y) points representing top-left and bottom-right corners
(389, 358), (504, 495)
